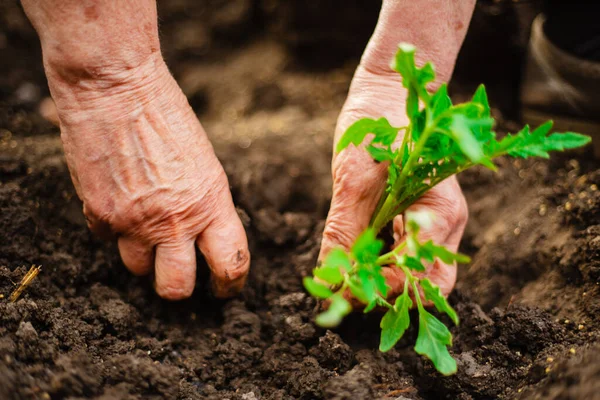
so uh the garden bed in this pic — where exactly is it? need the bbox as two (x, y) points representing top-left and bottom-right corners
(1, 1), (599, 399)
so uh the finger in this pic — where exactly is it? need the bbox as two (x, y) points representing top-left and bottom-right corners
(196, 198), (250, 299)
(83, 204), (114, 241)
(154, 240), (196, 300)
(319, 146), (388, 260)
(388, 177), (467, 297)
(118, 236), (154, 276)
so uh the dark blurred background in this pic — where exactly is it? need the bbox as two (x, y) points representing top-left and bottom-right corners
(0, 0), (543, 125)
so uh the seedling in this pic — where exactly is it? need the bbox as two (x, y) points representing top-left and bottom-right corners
(304, 43), (591, 375)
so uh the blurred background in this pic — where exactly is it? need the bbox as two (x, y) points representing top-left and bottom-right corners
(0, 0), (542, 129)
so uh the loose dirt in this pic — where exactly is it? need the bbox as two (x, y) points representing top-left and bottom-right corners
(1, 1), (599, 399)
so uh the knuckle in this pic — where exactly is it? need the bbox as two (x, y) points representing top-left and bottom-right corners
(332, 152), (385, 200)
(83, 199), (110, 222)
(356, 61), (399, 82)
(422, 180), (468, 233)
(322, 216), (357, 251)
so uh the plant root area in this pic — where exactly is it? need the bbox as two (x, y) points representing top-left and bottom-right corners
(1, 1), (599, 399)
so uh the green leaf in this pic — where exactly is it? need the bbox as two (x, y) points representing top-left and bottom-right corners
(357, 268), (377, 303)
(399, 255), (426, 272)
(497, 122), (591, 159)
(415, 308), (457, 375)
(323, 248), (352, 272)
(448, 114), (486, 163)
(391, 43), (436, 119)
(391, 43), (417, 81)
(421, 241), (471, 265)
(303, 277), (333, 299)
(546, 132), (592, 150)
(348, 276), (369, 303)
(367, 145), (396, 162)
(387, 163), (400, 190)
(472, 85), (490, 115)
(313, 266), (343, 286)
(430, 84), (452, 118)
(420, 278), (459, 325)
(470, 85), (495, 144)
(380, 291), (413, 352)
(373, 265), (390, 298)
(315, 294), (351, 328)
(352, 228), (384, 264)
(418, 62), (435, 88)
(363, 299), (378, 313)
(336, 118), (399, 153)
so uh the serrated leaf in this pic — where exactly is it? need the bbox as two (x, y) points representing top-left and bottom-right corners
(470, 85), (495, 144)
(420, 278), (459, 325)
(315, 294), (351, 328)
(348, 276), (369, 303)
(399, 255), (426, 272)
(303, 277), (333, 299)
(472, 84), (490, 118)
(373, 265), (390, 298)
(392, 43), (436, 119)
(380, 292), (412, 352)
(447, 114), (486, 163)
(336, 118), (399, 153)
(357, 268), (377, 303)
(323, 248), (352, 272)
(545, 132), (592, 150)
(367, 145), (396, 162)
(363, 299), (377, 313)
(313, 266), (343, 285)
(391, 43), (417, 81)
(415, 309), (457, 375)
(418, 63), (435, 87)
(352, 228), (384, 264)
(498, 122), (591, 159)
(387, 163), (400, 190)
(430, 84), (452, 118)
(421, 241), (471, 265)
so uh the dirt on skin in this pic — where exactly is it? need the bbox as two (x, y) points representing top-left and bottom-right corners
(1, 1), (599, 399)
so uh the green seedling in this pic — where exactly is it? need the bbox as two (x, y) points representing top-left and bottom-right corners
(304, 43), (591, 375)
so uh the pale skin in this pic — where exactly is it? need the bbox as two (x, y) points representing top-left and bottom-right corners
(21, 0), (475, 301)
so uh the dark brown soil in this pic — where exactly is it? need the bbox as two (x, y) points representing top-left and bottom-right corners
(1, 1), (599, 399)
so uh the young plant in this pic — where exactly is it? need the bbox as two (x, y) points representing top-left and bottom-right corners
(304, 43), (591, 375)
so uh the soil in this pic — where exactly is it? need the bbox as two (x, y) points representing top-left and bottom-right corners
(1, 1), (599, 399)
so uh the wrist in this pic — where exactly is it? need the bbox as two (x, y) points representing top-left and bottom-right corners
(360, 0), (475, 84)
(47, 51), (175, 124)
(44, 46), (164, 94)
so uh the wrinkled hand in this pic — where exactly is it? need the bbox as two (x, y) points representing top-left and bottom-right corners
(320, 64), (468, 300)
(49, 55), (250, 300)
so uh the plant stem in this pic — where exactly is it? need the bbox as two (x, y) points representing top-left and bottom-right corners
(376, 242), (407, 265)
(399, 264), (425, 311)
(411, 279), (425, 312)
(370, 123), (435, 233)
(371, 126), (410, 223)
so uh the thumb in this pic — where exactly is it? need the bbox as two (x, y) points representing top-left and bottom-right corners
(319, 145), (388, 260)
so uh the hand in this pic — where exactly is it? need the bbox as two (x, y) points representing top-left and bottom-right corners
(49, 54), (250, 300)
(319, 64), (468, 300)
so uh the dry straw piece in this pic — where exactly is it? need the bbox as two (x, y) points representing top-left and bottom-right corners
(9, 264), (42, 302)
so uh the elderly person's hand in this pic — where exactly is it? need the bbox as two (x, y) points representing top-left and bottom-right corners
(320, 0), (476, 300)
(22, 0), (250, 299)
